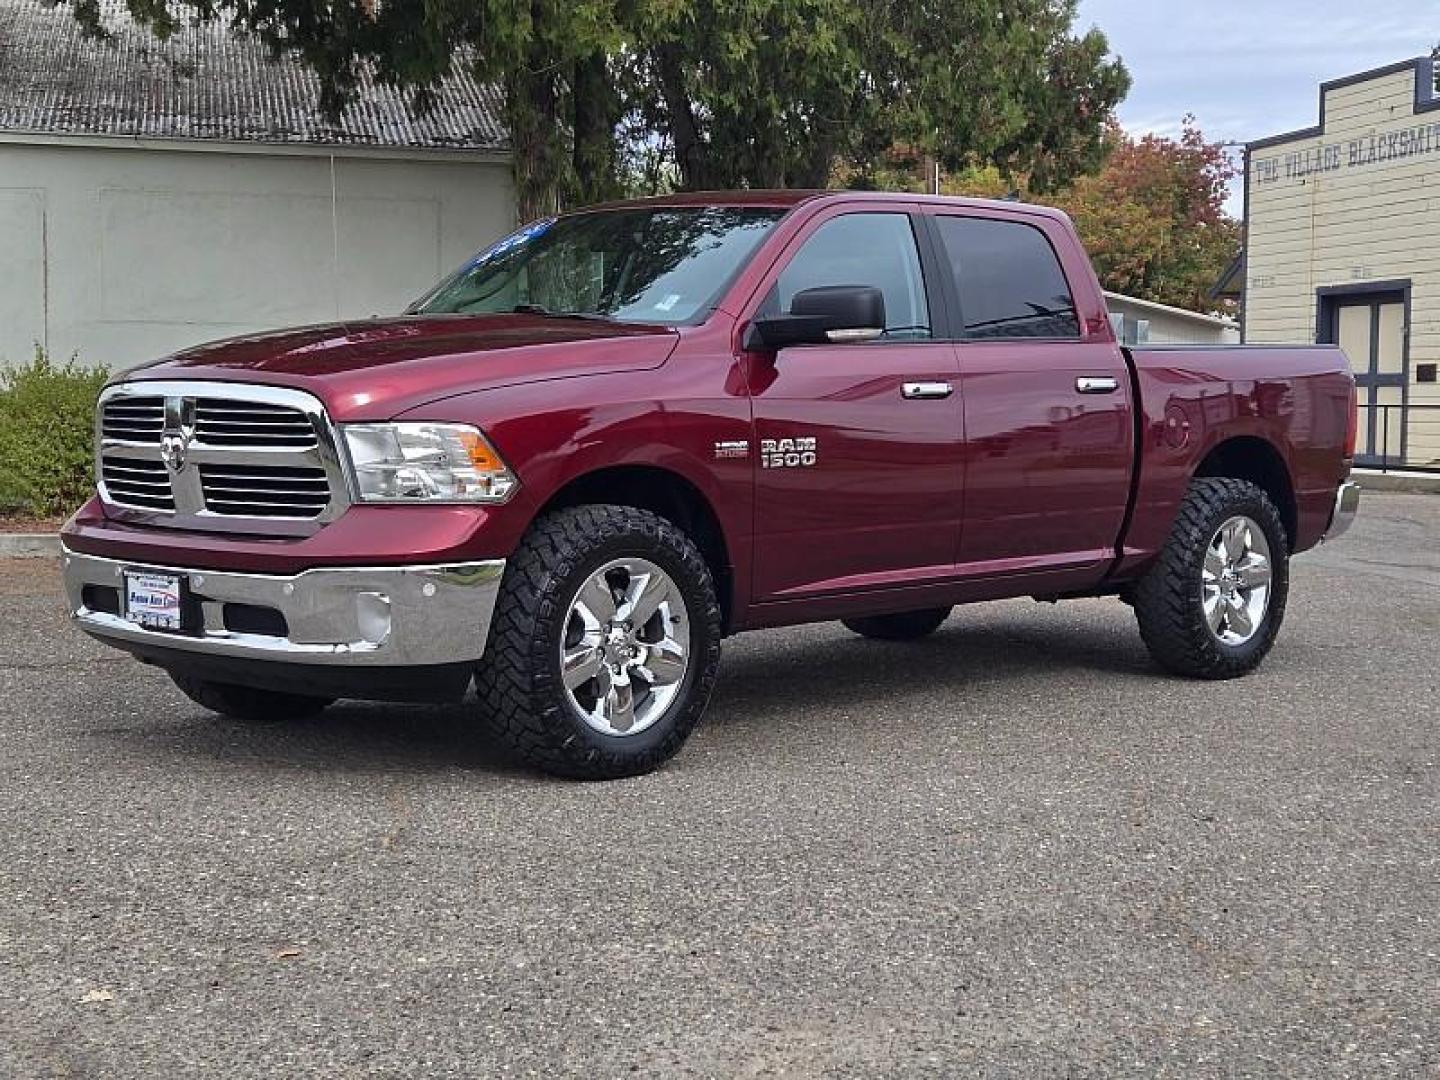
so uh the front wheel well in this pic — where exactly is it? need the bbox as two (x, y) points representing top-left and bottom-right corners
(536, 466), (733, 631)
(1193, 436), (1297, 549)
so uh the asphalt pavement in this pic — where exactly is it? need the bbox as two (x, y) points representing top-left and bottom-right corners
(1, 492), (1437, 1077)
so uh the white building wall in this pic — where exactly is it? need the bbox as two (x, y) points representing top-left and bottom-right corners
(0, 138), (515, 371)
(1105, 295), (1239, 346)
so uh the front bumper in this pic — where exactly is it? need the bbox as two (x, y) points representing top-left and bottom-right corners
(1323, 480), (1360, 543)
(61, 545), (505, 668)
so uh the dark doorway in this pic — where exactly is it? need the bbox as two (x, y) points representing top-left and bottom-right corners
(1317, 282), (1409, 466)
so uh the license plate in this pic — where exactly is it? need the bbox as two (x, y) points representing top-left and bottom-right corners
(124, 571), (183, 630)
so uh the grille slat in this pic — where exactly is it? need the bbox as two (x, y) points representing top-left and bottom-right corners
(101, 456), (175, 510)
(203, 485), (329, 497)
(203, 503), (327, 518)
(101, 397), (165, 443)
(196, 419), (317, 429)
(106, 476), (171, 490)
(197, 475), (328, 487)
(193, 397), (317, 449)
(199, 463), (329, 519)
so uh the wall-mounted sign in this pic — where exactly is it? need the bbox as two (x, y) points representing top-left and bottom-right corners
(1253, 120), (1440, 185)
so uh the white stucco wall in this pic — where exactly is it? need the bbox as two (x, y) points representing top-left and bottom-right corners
(0, 137), (515, 371)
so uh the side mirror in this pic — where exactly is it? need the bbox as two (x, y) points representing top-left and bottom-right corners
(743, 285), (886, 351)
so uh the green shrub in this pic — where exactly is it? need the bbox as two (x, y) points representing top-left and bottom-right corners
(0, 348), (110, 518)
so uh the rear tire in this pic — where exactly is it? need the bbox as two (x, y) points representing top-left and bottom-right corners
(1132, 477), (1289, 679)
(843, 607), (952, 641)
(473, 505), (723, 780)
(169, 673), (334, 722)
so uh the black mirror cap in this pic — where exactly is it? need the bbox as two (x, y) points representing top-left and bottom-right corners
(743, 285), (887, 351)
(790, 284), (886, 330)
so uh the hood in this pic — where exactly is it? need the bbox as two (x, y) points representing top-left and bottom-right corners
(121, 314), (681, 421)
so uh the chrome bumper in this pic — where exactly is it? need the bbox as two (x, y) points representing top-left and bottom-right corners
(61, 546), (505, 667)
(1324, 480), (1360, 543)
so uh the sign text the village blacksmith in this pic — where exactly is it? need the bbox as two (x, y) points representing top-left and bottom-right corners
(1253, 120), (1440, 184)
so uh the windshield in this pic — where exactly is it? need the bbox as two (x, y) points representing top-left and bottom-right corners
(413, 206), (787, 325)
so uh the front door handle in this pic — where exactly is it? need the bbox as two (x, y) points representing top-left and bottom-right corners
(902, 381), (954, 400)
(1075, 375), (1120, 394)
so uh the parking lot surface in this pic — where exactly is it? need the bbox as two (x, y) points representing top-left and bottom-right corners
(2, 492), (1437, 1077)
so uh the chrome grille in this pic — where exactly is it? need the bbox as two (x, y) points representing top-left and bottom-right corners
(95, 381), (348, 536)
(199, 464), (330, 518)
(101, 397), (165, 443)
(194, 398), (318, 449)
(101, 456), (175, 510)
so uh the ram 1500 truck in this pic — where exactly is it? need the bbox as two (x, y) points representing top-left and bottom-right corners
(60, 191), (1360, 779)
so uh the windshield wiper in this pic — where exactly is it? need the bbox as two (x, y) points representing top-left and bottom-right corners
(511, 304), (616, 322)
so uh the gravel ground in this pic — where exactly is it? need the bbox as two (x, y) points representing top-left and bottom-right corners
(1, 492), (1436, 1077)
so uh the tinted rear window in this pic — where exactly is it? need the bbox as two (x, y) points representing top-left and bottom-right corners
(934, 216), (1080, 340)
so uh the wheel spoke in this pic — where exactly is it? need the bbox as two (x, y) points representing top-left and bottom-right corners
(576, 575), (618, 626)
(619, 569), (671, 628)
(604, 673), (637, 733)
(1235, 554), (1271, 590)
(1222, 520), (1249, 562)
(1203, 547), (1225, 583)
(1226, 596), (1254, 637)
(561, 642), (603, 691)
(1204, 594), (1227, 633)
(639, 637), (687, 686)
(583, 667), (613, 726)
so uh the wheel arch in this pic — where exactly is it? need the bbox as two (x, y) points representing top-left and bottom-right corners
(536, 464), (735, 631)
(1193, 436), (1297, 550)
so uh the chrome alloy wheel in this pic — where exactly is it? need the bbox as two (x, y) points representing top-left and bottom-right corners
(1202, 515), (1273, 646)
(559, 557), (690, 737)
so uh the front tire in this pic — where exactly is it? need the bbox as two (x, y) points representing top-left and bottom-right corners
(1132, 477), (1289, 679)
(843, 607), (952, 641)
(169, 673), (334, 722)
(474, 505), (723, 779)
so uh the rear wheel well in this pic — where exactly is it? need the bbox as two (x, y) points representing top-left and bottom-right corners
(1194, 437), (1296, 549)
(538, 466), (734, 631)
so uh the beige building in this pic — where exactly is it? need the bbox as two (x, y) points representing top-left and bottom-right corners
(0, 0), (514, 374)
(1246, 56), (1440, 467)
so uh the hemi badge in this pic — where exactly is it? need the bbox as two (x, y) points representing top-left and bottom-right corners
(713, 439), (750, 460)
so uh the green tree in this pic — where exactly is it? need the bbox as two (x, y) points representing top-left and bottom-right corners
(631, 0), (1128, 193)
(1053, 119), (1240, 312)
(67, 1), (1128, 219)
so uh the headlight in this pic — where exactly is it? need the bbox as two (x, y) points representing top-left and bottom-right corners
(341, 423), (518, 503)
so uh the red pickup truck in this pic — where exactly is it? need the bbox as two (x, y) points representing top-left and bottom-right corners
(61, 191), (1359, 778)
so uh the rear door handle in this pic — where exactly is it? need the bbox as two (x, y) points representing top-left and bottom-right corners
(902, 381), (954, 400)
(1075, 376), (1119, 394)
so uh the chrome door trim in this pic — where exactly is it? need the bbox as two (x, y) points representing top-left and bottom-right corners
(902, 381), (955, 400)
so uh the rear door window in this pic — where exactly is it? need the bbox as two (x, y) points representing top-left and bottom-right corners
(934, 216), (1080, 340)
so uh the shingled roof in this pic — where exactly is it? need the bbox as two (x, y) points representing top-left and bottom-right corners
(0, 0), (508, 151)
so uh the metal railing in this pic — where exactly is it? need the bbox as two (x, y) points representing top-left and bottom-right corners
(1355, 402), (1440, 473)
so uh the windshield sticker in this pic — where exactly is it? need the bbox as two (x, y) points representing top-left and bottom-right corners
(654, 293), (682, 313)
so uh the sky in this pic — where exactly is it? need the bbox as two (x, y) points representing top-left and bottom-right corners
(1074, 0), (1440, 211)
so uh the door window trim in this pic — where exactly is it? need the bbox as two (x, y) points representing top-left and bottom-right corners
(740, 205), (952, 347)
(919, 211), (1085, 344)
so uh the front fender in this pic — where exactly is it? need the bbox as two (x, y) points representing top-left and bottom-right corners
(394, 366), (754, 569)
